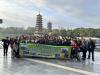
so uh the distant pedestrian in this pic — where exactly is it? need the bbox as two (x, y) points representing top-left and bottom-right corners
(2, 37), (10, 56)
(82, 39), (89, 60)
(88, 38), (96, 61)
(71, 39), (80, 61)
(9, 38), (15, 57)
(14, 36), (20, 58)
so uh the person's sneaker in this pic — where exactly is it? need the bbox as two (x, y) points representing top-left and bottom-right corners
(83, 58), (86, 61)
(92, 59), (95, 61)
(87, 58), (90, 59)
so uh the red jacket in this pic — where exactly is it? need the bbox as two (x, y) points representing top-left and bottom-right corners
(72, 41), (79, 49)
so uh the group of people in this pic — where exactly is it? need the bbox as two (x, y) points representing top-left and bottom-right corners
(21, 35), (96, 61)
(1, 35), (96, 61)
(21, 35), (71, 46)
(1, 36), (20, 58)
(71, 38), (95, 61)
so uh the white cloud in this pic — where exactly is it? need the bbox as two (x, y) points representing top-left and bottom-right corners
(0, 0), (100, 28)
(31, 0), (46, 8)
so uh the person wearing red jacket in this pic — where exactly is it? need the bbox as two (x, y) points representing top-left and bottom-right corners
(71, 39), (80, 61)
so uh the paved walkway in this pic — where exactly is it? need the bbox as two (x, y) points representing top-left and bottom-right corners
(0, 47), (100, 75)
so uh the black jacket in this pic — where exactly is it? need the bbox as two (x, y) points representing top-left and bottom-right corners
(2, 39), (10, 48)
(88, 40), (95, 50)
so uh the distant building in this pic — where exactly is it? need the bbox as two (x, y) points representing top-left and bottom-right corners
(34, 12), (43, 36)
(47, 22), (52, 32)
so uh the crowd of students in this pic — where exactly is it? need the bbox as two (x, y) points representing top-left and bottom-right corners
(1, 35), (96, 61)
(20, 35), (96, 61)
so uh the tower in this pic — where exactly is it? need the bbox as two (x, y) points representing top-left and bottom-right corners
(35, 12), (43, 36)
(47, 22), (52, 32)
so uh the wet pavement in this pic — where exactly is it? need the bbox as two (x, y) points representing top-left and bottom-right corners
(0, 47), (100, 75)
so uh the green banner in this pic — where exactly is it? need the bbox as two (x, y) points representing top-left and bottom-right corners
(19, 43), (72, 59)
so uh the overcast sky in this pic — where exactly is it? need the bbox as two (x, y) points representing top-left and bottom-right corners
(0, 0), (100, 29)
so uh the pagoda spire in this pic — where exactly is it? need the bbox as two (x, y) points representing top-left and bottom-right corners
(39, 9), (40, 15)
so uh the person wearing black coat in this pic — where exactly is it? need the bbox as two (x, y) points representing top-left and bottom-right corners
(2, 37), (10, 56)
(88, 38), (96, 61)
